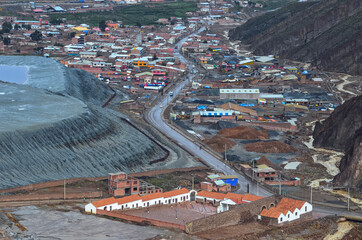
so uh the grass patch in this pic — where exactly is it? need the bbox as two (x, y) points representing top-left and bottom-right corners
(50, 1), (197, 26)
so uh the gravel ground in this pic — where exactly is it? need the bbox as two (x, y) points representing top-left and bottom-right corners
(10, 206), (174, 240)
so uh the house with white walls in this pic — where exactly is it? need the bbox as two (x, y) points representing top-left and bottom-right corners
(85, 188), (197, 214)
(85, 197), (118, 214)
(259, 198), (312, 224)
(196, 191), (264, 213)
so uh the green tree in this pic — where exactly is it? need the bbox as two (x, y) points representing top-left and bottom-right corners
(99, 20), (107, 32)
(30, 30), (42, 41)
(69, 32), (76, 38)
(26, 25), (31, 30)
(2, 22), (12, 33)
(3, 37), (11, 45)
(14, 24), (20, 31)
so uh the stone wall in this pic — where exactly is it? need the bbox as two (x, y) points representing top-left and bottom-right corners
(96, 209), (185, 231)
(185, 195), (281, 234)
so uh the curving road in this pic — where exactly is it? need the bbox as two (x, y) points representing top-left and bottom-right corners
(144, 28), (362, 218)
(146, 28), (272, 197)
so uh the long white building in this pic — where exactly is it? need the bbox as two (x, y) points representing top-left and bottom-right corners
(85, 188), (196, 214)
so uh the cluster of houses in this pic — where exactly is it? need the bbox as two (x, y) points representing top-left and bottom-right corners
(85, 187), (313, 224)
(200, 173), (238, 192)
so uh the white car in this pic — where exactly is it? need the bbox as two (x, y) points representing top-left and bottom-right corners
(160, 105), (163, 108)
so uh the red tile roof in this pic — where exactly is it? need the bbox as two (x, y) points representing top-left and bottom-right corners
(141, 192), (165, 202)
(117, 194), (141, 205)
(225, 192), (244, 204)
(242, 194), (264, 202)
(197, 191), (226, 200)
(260, 206), (282, 218)
(92, 197), (116, 208)
(162, 188), (189, 198)
(260, 198), (307, 219)
(276, 198), (306, 214)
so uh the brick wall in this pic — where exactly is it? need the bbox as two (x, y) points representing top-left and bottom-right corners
(265, 179), (301, 186)
(185, 195), (281, 234)
(96, 209), (185, 231)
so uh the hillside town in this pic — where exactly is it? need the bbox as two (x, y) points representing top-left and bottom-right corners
(0, 0), (361, 239)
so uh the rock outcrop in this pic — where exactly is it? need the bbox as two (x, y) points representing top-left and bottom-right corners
(229, 0), (362, 75)
(313, 95), (362, 187)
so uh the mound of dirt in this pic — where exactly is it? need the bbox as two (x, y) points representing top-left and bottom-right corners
(257, 156), (277, 168)
(245, 141), (296, 153)
(210, 121), (239, 130)
(219, 126), (269, 140)
(204, 135), (236, 153)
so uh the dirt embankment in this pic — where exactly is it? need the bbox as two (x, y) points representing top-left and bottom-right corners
(219, 126), (269, 140)
(257, 156), (277, 168)
(204, 135), (236, 153)
(245, 141), (296, 153)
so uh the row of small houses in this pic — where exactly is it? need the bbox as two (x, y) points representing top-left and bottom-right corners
(85, 188), (313, 224)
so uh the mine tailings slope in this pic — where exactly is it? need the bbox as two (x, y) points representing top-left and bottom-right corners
(313, 94), (362, 188)
(229, 0), (362, 75)
(0, 57), (168, 189)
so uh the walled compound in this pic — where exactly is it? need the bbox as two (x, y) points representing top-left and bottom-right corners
(85, 188), (312, 232)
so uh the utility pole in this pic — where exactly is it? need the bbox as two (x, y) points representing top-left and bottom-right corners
(257, 181), (259, 196)
(279, 173), (281, 195)
(310, 186), (313, 204)
(252, 160), (255, 181)
(224, 144), (227, 169)
(64, 179), (66, 201)
(192, 176), (194, 190)
(347, 187), (350, 211)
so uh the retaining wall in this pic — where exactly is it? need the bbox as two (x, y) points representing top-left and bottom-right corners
(96, 209), (185, 231)
(185, 195), (281, 234)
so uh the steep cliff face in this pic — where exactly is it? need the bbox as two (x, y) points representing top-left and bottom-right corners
(334, 133), (362, 187)
(229, 0), (362, 75)
(313, 95), (362, 151)
(313, 95), (362, 187)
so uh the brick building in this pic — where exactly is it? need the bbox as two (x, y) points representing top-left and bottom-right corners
(108, 172), (140, 196)
(108, 172), (162, 197)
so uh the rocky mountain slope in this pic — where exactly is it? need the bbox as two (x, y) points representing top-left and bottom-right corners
(313, 95), (362, 187)
(229, 0), (362, 75)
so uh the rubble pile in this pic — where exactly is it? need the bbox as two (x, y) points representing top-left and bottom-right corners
(219, 126), (269, 140)
(245, 141), (296, 153)
(204, 135), (236, 153)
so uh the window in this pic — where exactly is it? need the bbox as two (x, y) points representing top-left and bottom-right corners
(280, 217), (283, 222)
(288, 214), (290, 218)
(295, 212), (297, 216)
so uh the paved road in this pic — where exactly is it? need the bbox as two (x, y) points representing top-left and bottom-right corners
(145, 28), (362, 218)
(146, 28), (271, 197)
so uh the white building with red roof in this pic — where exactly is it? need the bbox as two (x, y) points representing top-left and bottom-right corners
(85, 188), (196, 214)
(196, 191), (264, 213)
(259, 198), (312, 224)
